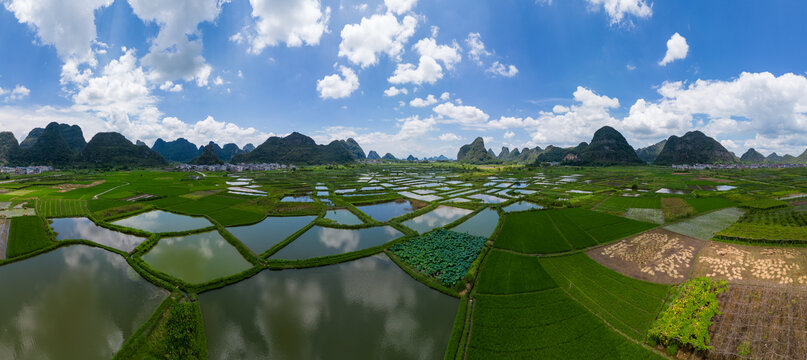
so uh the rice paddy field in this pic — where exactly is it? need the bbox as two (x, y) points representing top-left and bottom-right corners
(1, 164), (806, 359)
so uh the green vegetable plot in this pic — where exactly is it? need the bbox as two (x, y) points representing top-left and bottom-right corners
(648, 277), (727, 351)
(389, 229), (486, 286)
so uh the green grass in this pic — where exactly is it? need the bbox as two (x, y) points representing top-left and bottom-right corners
(597, 196), (661, 213)
(475, 249), (556, 294)
(685, 197), (736, 213)
(466, 290), (663, 360)
(114, 294), (208, 360)
(540, 253), (669, 341)
(36, 199), (88, 217)
(494, 208), (655, 254)
(7, 216), (52, 258)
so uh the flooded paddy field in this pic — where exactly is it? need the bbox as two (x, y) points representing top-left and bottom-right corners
(1, 164), (806, 358)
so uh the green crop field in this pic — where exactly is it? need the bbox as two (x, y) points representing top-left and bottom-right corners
(597, 195), (661, 213)
(685, 197), (736, 213)
(36, 199), (88, 218)
(540, 253), (670, 340)
(475, 249), (556, 294)
(6, 216), (52, 258)
(494, 208), (656, 254)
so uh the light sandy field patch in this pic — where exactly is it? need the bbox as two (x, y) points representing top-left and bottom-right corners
(0, 219), (8, 260)
(587, 229), (704, 284)
(51, 180), (105, 192)
(625, 208), (664, 224)
(664, 207), (745, 240)
(0, 208), (36, 218)
(709, 284), (807, 360)
(693, 242), (807, 285)
(180, 190), (221, 200)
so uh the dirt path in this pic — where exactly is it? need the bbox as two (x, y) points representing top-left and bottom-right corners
(93, 182), (129, 200)
(0, 219), (10, 260)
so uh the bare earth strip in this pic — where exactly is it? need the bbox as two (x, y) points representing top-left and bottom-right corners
(588, 229), (706, 284)
(0, 219), (9, 260)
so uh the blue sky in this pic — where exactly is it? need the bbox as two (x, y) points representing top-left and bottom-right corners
(0, 0), (806, 158)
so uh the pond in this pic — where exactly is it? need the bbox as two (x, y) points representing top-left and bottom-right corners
(50, 217), (146, 252)
(0, 246), (166, 360)
(450, 208), (499, 238)
(271, 226), (402, 260)
(281, 196), (314, 202)
(503, 201), (544, 212)
(398, 191), (441, 202)
(199, 254), (458, 360)
(143, 231), (253, 284)
(716, 185), (737, 191)
(356, 199), (419, 222)
(227, 216), (316, 254)
(655, 188), (690, 195)
(467, 193), (507, 204)
(111, 210), (213, 233)
(324, 209), (363, 226)
(402, 206), (473, 234)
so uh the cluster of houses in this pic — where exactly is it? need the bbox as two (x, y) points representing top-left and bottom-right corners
(175, 163), (296, 172)
(671, 163), (807, 170)
(0, 165), (53, 175)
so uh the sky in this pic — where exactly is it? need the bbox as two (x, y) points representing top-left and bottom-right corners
(0, 0), (806, 159)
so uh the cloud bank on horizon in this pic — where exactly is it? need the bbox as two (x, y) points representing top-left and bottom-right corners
(0, 0), (805, 158)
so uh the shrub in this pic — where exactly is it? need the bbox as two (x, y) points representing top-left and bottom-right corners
(648, 277), (727, 351)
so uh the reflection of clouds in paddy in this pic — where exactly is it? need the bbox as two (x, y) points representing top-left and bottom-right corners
(54, 218), (145, 252)
(0, 247), (165, 359)
(317, 227), (360, 252)
(410, 206), (472, 227)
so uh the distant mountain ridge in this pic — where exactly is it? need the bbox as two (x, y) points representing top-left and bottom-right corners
(636, 140), (667, 163)
(231, 132), (355, 165)
(152, 138), (201, 163)
(80, 132), (166, 167)
(190, 144), (224, 165)
(458, 137), (498, 164)
(653, 131), (736, 165)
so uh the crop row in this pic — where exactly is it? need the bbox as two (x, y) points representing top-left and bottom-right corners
(466, 290), (663, 359)
(474, 249), (557, 294)
(540, 253), (669, 341)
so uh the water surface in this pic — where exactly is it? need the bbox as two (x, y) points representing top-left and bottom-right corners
(111, 210), (213, 233)
(324, 210), (363, 225)
(467, 193), (507, 204)
(272, 226), (401, 260)
(402, 206), (472, 233)
(143, 231), (253, 284)
(227, 216), (315, 254)
(503, 201), (544, 212)
(450, 208), (499, 238)
(51, 217), (146, 252)
(356, 200), (418, 222)
(0, 246), (166, 360)
(200, 254), (458, 360)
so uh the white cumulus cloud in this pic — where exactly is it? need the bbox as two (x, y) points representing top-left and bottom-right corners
(384, 0), (417, 15)
(586, 0), (652, 26)
(659, 33), (689, 66)
(465, 33), (491, 65)
(388, 37), (461, 85)
(233, 0), (330, 53)
(339, 13), (417, 68)
(316, 66), (359, 99)
(409, 94), (437, 107)
(487, 61), (519, 77)
(384, 86), (408, 96)
(439, 133), (462, 141)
